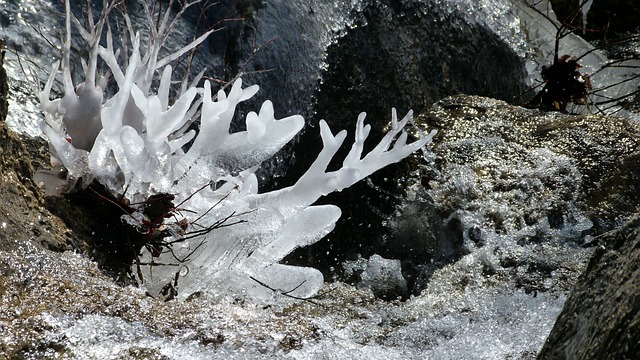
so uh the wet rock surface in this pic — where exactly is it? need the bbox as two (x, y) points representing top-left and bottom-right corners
(0, 237), (326, 359)
(0, 46), (7, 121)
(421, 94), (640, 236)
(538, 214), (640, 359)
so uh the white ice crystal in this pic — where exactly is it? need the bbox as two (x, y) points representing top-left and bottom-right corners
(37, 0), (436, 301)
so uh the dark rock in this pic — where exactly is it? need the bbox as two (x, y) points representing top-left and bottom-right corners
(313, 0), (527, 133)
(468, 226), (485, 247)
(537, 213), (640, 359)
(404, 94), (640, 294)
(383, 193), (467, 290)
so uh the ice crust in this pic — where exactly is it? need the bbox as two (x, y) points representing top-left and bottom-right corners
(37, 0), (435, 301)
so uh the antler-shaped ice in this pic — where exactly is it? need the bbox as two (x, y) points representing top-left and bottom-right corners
(141, 111), (436, 300)
(268, 109), (437, 215)
(37, 0), (437, 302)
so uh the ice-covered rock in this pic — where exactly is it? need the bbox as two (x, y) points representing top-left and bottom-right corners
(358, 254), (408, 301)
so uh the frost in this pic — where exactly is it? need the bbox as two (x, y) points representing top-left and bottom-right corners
(37, 0), (436, 301)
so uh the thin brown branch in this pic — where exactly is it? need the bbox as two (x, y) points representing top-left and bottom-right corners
(249, 276), (322, 305)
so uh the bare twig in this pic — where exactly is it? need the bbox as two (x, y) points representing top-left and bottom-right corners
(250, 276), (322, 305)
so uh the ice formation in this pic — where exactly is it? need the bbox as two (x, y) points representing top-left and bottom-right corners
(37, 0), (436, 301)
(580, 0), (594, 30)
